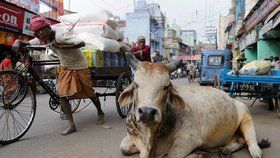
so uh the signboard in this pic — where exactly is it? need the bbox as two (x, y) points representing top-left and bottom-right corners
(178, 54), (201, 61)
(5, 0), (39, 13)
(22, 11), (35, 36)
(40, 0), (58, 9)
(246, 0), (279, 31)
(0, 2), (24, 33)
(228, 37), (235, 43)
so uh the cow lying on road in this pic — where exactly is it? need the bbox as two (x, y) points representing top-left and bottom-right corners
(119, 53), (265, 158)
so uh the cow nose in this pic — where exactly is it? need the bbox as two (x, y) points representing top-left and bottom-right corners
(138, 107), (158, 123)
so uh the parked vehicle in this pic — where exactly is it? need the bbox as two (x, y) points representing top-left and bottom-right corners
(198, 50), (232, 85)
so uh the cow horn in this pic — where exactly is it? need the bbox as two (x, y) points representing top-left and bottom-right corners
(125, 52), (140, 70)
(166, 59), (183, 73)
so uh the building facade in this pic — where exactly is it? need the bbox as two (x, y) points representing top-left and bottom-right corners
(164, 27), (190, 61)
(125, 0), (165, 55)
(180, 30), (197, 55)
(222, 0), (280, 62)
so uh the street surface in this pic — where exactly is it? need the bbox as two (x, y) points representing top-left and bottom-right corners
(0, 78), (279, 158)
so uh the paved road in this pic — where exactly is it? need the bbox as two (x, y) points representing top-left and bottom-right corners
(0, 78), (279, 158)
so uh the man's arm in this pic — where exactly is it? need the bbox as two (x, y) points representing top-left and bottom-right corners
(141, 46), (151, 59)
(12, 39), (30, 52)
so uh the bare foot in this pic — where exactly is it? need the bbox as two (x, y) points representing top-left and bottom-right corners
(61, 126), (77, 135)
(96, 113), (105, 124)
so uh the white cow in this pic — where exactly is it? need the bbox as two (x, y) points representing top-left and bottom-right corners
(119, 53), (265, 158)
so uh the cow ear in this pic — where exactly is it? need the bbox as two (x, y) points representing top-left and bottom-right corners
(118, 83), (135, 107)
(169, 85), (185, 109)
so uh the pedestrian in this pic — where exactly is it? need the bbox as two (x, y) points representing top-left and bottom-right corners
(12, 15), (105, 135)
(188, 61), (196, 83)
(131, 36), (151, 62)
(0, 53), (13, 70)
(152, 50), (164, 63)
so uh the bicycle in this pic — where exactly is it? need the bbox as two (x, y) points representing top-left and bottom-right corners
(0, 45), (80, 145)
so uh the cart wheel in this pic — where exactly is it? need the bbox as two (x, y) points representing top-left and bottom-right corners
(0, 70), (36, 145)
(266, 98), (274, 111)
(116, 72), (132, 118)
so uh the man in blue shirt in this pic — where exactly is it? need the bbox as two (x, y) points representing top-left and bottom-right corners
(152, 50), (164, 63)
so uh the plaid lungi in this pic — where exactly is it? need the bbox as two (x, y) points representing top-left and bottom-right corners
(57, 67), (95, 99)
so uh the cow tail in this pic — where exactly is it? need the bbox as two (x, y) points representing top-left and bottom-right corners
(258, 138), (271, 149)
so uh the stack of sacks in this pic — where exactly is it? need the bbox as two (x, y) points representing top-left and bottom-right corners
(52, 10), (126, 67)
(52, 9), (124, 53)
(239, 60), (273, 75)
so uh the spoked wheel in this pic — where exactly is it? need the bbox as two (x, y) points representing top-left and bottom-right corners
(115, 72), (132, 118)
(0, 70), (36, 145)
(49, 98), (81, 113)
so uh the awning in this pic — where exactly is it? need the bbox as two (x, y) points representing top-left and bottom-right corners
(245, 29), (258, 47)
(177, 54), (201, 61)
(264, 6), (280, 24)
(260, 20), (274, 36)
(273, 14), (280, 28)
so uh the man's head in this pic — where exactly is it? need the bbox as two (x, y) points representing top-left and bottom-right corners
(30, 15), (54, 41)
(137, 36), (146, 49)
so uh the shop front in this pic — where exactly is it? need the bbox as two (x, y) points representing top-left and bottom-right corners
(243, 0), (279, 61)
(258, 6), (280, 60)
(0, 1), (58, 64)
(0, 1), (34, 62)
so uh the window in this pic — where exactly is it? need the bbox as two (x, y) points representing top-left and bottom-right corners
(208, 55), (224, 66)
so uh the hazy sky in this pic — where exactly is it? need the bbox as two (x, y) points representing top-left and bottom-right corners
(63, 0), (231, 42)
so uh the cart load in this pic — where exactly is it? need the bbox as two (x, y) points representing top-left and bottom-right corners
(239, 60), (272, 75)
(51, 9), (128, 68)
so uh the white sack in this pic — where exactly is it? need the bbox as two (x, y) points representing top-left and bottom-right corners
(52, 22), (117, 40)
(58, 10), (118, 29)
(77, 32), (120, 52)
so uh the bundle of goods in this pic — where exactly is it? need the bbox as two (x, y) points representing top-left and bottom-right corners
(238, 60), (272, 75)
(53, 9), (126, 68)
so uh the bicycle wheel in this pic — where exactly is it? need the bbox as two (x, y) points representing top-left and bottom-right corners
(115, 72), (132, 118)
(0, 70), (36, 145)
